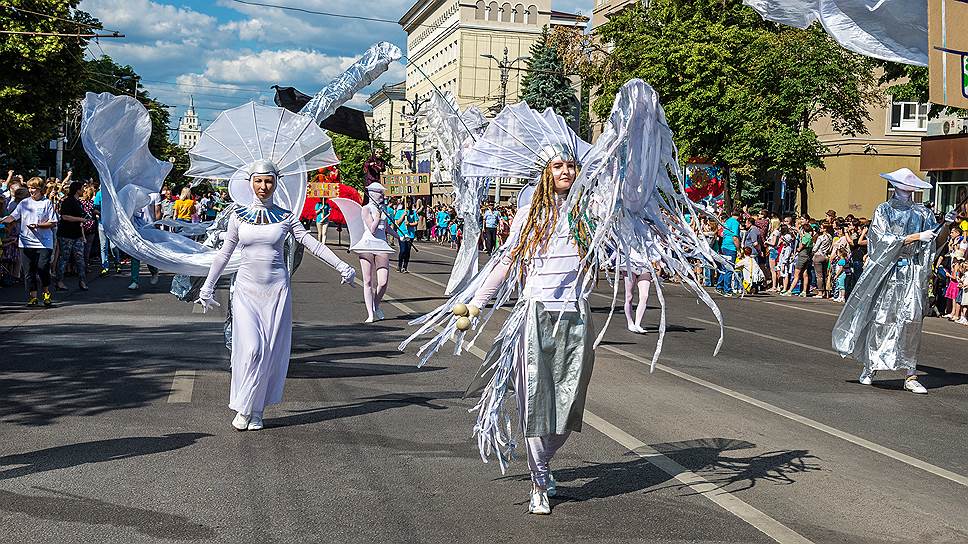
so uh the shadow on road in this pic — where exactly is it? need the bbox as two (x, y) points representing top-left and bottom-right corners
(266, 391), (455, 429)
(0, 486), (217, 540)
(506, 437), (819, 503)
(0, 433), (212, 481)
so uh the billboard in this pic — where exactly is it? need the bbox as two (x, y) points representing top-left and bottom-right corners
(382, 173), (431, 196)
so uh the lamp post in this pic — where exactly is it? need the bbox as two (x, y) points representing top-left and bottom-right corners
(481, 47), (529, 205)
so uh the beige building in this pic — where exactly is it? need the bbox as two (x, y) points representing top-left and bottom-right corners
(398, 0), (586, 204)
(366, 82), (412, 173)
(806, 96), (928, 219)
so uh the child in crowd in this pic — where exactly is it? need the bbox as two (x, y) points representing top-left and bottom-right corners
(448, 219), (459, 249)
(944, 260), (962, 320)
(831, 246), (850, 302)
(736, 246), (764, 294)
(958, 261), (968, 325)
(776, 225), (795, 294)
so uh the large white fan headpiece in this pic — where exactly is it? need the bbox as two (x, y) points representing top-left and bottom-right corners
(186, 102), (338, 210)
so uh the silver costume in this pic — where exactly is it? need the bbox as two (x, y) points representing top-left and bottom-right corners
(832, 197), (938, 371)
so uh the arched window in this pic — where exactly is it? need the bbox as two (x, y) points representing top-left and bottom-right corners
(488, 1), (499, 21)
(500, 2), (511, 22)
(526, 4), (537, 24)
(513, 3), (524, 23)
(475, 0), (485, 19)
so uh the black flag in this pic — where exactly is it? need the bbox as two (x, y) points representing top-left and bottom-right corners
(272, 85), (370, 141)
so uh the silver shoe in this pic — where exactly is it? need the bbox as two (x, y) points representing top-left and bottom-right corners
(547, 474), (557, 497)
(247, 415), (264, 431)
(528, 485), (551, 515)
(858, 368), (875, 386)
(232, 412), (251, 431)
(904, 377), (927, 394)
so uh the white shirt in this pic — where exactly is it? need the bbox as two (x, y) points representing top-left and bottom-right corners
(526, 220), (583, 310)
(11, 197), (57, 249)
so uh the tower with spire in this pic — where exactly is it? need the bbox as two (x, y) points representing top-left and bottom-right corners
(177, 96), (201, 149)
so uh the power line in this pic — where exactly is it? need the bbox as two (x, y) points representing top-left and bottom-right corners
(0, 4), (123, 34)
(0, 30), (123, 37)
(230, 0), (400, 25)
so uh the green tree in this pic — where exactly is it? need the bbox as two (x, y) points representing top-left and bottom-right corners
(0, 0), (97, 169)
(593, 1), (879, 213)
(520, 27), (577, 124)
(330, 133), (389, 190)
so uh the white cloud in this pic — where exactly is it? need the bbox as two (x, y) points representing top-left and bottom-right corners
(80, 0), (219, 42)
(200, 50), (356, 85)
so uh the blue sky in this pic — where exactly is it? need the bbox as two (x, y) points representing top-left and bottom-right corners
(78, 0), (594, 133)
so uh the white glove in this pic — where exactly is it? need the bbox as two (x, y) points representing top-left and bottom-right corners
(195, 296), (221, 313)
(339, 265), (356, 286)
(917, 230), (937, 242)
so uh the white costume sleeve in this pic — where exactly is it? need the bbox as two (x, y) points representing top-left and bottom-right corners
(199, 215), (240, 300)
(288, 215), (354, 276)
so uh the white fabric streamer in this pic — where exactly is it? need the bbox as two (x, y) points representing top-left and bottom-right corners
(743, 0), (927, 66)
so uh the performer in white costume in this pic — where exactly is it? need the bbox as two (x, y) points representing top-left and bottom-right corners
(401, 80), (725, 515)
(832, 168), (959, 394)
(198, 159), (356, 430)
(358, 156), (397, 323)
(620, 246), (654, 334)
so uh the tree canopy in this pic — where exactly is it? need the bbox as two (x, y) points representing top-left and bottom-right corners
(520, 27), (578, 124)
(592, 0), (880, 211)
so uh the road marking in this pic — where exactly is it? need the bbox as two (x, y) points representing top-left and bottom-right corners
(382, 285), (815, 543)
(167, 370), (196, 403)
(689, 317), (839, 356)
(601, 343), (968, 489)
(583, 411), (814, 544)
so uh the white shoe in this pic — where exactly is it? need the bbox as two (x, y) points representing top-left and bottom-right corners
(375, 308), (385, 321)
(547, 474), (557, 497)
(904, 377), (927, 394)
(858, 368), (875, 386)
(957, 317), (968, 325)
(364, 315), (375, 324)
(627, 324), (646, 334)
(149, 273), (159, 285)
(247, 415), (264, 431)
(528, 486), (551, 515)
(232, 412), (251, 431)
(127, 281), (139, 290)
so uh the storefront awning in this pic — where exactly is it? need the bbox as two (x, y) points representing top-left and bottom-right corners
(921, 133), (968, 171)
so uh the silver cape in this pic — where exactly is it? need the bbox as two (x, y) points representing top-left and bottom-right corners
(831, 197), (938, 371)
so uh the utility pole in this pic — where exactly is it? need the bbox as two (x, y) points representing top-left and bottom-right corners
(481, 47), (528, 205)
(403, 95), (428, 173)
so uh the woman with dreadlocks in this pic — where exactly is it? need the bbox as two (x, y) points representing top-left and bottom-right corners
(401, 81), (726, 516)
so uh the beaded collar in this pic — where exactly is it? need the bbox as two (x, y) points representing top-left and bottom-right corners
(235, 203), (292, 225)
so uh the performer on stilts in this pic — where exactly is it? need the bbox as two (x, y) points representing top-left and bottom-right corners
(833, 168), (960, 394)
(401, 80), (725, 514)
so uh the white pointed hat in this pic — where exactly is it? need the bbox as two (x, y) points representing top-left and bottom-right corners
(880, 168), (931, 190)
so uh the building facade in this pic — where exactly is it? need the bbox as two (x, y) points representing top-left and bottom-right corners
(366, 82), (412, 174)
(398, 0), (585, 204)
(177, 97), (201, 150)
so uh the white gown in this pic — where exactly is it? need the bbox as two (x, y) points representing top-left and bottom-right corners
(201, 203), (349, 414)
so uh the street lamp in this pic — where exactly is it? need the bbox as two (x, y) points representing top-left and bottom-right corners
(481, 47), (529, 110)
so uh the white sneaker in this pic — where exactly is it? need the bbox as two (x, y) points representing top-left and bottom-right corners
(904, 377), (927, 394)
(957, 317), (968, 325)
(232, 412), (251, 431)
(247, 415), (264, 431)
(547, 474), (557, 497)
(858, 368), (875, 386)
(375, 308), (385, 321)
(149, 273), (159, 285)
(127, 281), (139, 290)
(528, 486), (551, 515)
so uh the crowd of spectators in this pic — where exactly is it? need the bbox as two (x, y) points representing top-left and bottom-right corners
(0, 169), (228, 306)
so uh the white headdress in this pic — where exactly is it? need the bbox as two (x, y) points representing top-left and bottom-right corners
(880, 167), (931, 191)
(461, 102), (591, 184)
(186, 102), (338, 209)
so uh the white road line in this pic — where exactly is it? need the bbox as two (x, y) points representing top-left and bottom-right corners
(167, 370), (196, 403)
(689, 317), (839, 356)
(601, 343), (968, 488)
(399, 263), (968, 488)
(583, 411), (814, 544)
(382, 288), (816, 543)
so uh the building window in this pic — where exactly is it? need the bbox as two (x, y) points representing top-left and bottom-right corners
(890, 101), (928, 132)
(501, 2), (511, 22)
(526, 4), (537, 24)
(513, 3), (524, 23)
(475, 0), (485, 19)
(488, 1), (499, 21)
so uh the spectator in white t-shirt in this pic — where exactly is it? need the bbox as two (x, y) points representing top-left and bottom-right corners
(1, 177), (58, 306)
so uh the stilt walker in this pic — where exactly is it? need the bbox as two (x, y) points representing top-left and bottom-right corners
(401, 80), (725, 514)
(833, 168), (959, 394)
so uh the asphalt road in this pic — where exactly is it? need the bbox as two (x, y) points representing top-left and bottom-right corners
(2, 234), (967, 543)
